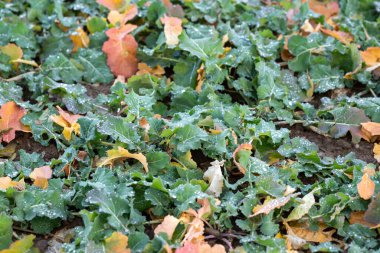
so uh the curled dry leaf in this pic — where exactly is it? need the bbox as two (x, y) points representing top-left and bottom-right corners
(29, 166), (52, 189)
(50, 106), (81, 141)
(360, 122), (380, 142)
(357, 172), (375, 200)
(0, 101), (31, 143)
(97, 146), (149, 172)
(97, 0), (128, 11)
(70, 27), (89, 53)
(232, 143), (253, 174)
(108, 4), (138, 26)
(373, 143), (380, 163)
(0, 177), (25, 191)
(104, 232), (130, 253)
(251, 194), (295, 216)
(154, 215), (180, 239)
(203, 160), (224, 197)
(102, 24), (138, 78)
(160, 15), (183, 46)
(136, 62), (165, 76)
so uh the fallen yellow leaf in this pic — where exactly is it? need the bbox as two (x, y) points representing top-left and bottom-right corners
(104, 232), (130, 253)
(29, 166), (52, 189)
(97, 146), (149, 172)
(70, 27), (90, 53)
(154, 215), (180, 239)
(357, 172), (375, 200)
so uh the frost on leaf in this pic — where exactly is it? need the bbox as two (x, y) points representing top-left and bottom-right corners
(70, 27), (90, 53)
(160, 15), (182, 46)
(0, 101), (31, 143)
(102, 25), (138, 78)
(252, 194), (296, 216)
(97, 146), (149, 172)
(203, 160), (224, 197)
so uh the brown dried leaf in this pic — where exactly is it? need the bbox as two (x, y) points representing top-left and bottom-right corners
(360, 122), (380, 142)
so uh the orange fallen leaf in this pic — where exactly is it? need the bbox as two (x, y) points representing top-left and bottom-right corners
(357, 172), (375, 200)
(104, 232), (130, 253)
(0, 177), (25, 191)
(50, 106), (81, 141)
(97, 146), (149, 172)
(160, 15), (182, 46)
(29, 166), (52, 189)
(360, 122), (380, 142)
(349, 211), (377, 227)
(136, 62), (165, 76)
(373, 144), (380, 163)
(301, 19), (321, 34)
(108, 4), (138, 26)
(309, 0), (339, 19)
(0, 101), (31, 143)
(232, 143), (253, 174)
(154, 215), (180, 239)
(251, 194), (295, 216)
(360, 47), (380, 67)
(70, 27), (90, 53)
(97, 0), (128, 11)
(320, 28), (353, 45)
(102, 24), (138, 78)
(284, 221), (335, 243)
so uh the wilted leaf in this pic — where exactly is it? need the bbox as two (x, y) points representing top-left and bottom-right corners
(29, 166), (52, 189)
(252, 194), (296, 216)
(108, 4), (138, 26)
(361, 47), (380, 67)
(70, 27), (89, 53)
(154, 215), (180, 239)
(0, 235), (35, 253)
(97, 0), (128, 11)
(50, 106), (81, 141)
(361, 122), (380, 142)
(102, 25), (138, 78)
(0, 101), (30, 143)
(0, 177), (25, 191)
(203, 160), (224, 197)
(320, 28), (353, 45)
(286, 189), (317, 221)
(232, 143), (253, 174)
(97, 146), (149, 172)
(349, 211), (377, 228)
(285, 221), (335, 243)
(104, 232), (130, 253)
(357, 172), (375, 200)
(160, 15), (183, 46)
(136, 63), (165, 76)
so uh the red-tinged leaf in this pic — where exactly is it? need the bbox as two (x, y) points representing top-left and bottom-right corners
(97, 0), (128, 11)
(309, 0), (339, 19)
(29, 166), (52, 189)
(232, 143), (252, 174)
(108, 4), (138, 26)
(160, 15), (182, 46)
(102, 25), (138, 78)
(0, 101), (31, 143)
